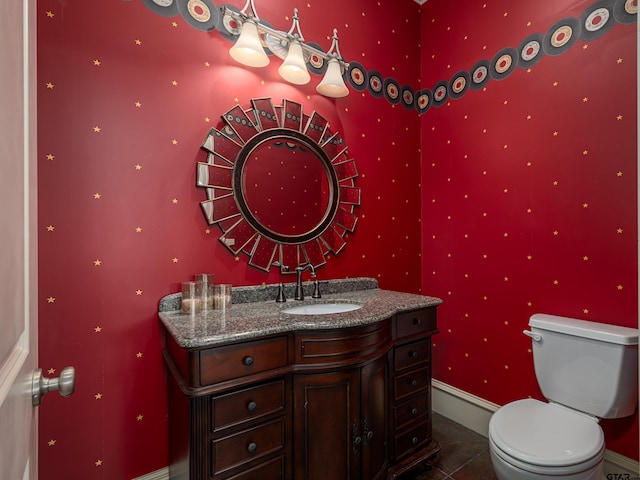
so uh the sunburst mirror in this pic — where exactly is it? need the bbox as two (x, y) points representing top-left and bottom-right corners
(196, 97), (360, 273)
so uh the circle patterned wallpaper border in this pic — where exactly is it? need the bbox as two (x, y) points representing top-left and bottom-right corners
(142, 0), (636, 114)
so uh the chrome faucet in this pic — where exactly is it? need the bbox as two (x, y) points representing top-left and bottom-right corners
(294, 264), (316, 301)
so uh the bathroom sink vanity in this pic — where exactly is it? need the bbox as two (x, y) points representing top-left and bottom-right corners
(159, 278), (442, 480)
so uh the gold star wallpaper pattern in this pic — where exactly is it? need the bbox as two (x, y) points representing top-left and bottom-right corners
(38, 0), (422, 477)
(420, 0), (637, 461)
(37, 0), (636, 478)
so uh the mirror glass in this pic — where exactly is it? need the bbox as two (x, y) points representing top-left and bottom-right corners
(196, 97), (360, 273)
(242, 138), (331, 237)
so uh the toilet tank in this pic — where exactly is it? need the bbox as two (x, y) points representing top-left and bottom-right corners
(528, 313), (638, 419)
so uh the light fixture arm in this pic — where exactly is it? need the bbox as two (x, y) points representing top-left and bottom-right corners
(326, 29), (343, 61)
(238, 0), (260, 21)
(286, 8), (305, 42)
(223, 5), (349, 71)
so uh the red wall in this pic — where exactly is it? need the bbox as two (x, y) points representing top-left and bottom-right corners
(37, 0), (422, 478)
(420, 0), (638, 462)
(37, 0), (638, 477)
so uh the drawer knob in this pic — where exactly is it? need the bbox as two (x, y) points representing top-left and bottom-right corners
(412, 436), (419, 446)
(247, 401), (257, 412)
(243, 356), (254, 366)
(411, 379), (418, 388)
(414, 318), (423, 326)
(409, 351), (418, 359)
(411, 408), (418, 416)
(247, 442), (257, 455)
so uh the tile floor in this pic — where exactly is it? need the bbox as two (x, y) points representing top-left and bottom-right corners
(401, 413), (498, 480)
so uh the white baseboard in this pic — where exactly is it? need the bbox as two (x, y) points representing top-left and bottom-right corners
(431, 379), (640, 477)
(431, 378), (499, 437)
(132, 467), (169, 480)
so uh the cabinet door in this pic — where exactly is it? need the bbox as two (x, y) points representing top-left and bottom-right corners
(360, 356), (388, 480)
(293, 369), (361, 480)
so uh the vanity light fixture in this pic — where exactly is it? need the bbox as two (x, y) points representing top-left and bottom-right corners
(315, 29), (349, 98)
(228, 1), (270, 67)
(229, 20), (270, 67)
(277, 10), (310, 85)
(224, 0), (350, 97)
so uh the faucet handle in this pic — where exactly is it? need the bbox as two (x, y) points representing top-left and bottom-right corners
(275, 283), (287, 303)
(312, 280), (329, 299)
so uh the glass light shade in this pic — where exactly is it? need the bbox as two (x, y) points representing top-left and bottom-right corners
(229, 21), (270, 68)
(316, 58), (349, 98)
(278, 41), (310, 85)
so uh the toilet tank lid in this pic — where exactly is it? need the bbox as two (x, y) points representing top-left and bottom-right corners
(529, 314), (638, 345)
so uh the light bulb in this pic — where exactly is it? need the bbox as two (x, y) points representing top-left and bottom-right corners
(316, 58), (349, 98)
(278, 41), (310, 85)
(229, 21), (270, 68)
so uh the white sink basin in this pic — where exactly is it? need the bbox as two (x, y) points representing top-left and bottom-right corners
(282, 303), (363, 315)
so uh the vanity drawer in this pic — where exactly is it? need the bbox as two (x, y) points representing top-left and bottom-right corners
(395, 308), (436, 340)
(211, 379), (286, 432)
(394, 339), (430, 372)
(200, 337), (288, 386)
(222, 455), (285, 480)
(393, 367), (429, 401)
(394, 393), (429, 431)
(212, 417), (285, 474)
(295, 320), (391, 364)
(394, 421), (430, 459)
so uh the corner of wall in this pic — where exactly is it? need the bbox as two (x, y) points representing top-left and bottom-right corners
(431, 379), (640, 477)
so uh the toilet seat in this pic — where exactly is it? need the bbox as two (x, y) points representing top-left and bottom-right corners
(489, 399), (605, 474)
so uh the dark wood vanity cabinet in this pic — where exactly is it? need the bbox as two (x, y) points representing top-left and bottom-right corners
(387, 308), (440, 479)
(163, 307), (439, 480)
(165, 334), (292, 480)
(292, 321), (390, 480)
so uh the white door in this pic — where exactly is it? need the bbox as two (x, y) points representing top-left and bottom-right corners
(0, 0), (38, 478)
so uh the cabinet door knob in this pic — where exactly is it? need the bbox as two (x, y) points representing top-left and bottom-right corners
(411, 379), (418, 387)
(414, 318), (423, 326)
(412, 436), (419, 446)
(411, 408), (418, 416)
(409, 350), (418, 359)
(243, 356), (254, 366)
(247, 442), (257, 455)
(247, 401), (257, 412)
(352, 421), (362, 455)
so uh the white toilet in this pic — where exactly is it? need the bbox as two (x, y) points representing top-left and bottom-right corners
(489, 313), (638, 480)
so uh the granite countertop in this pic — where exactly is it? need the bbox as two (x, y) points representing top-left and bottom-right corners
(159, 278), (443, 349)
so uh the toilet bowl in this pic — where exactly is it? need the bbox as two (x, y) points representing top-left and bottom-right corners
(489, 399), (605, 480)
(488, 314), (638, 480)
